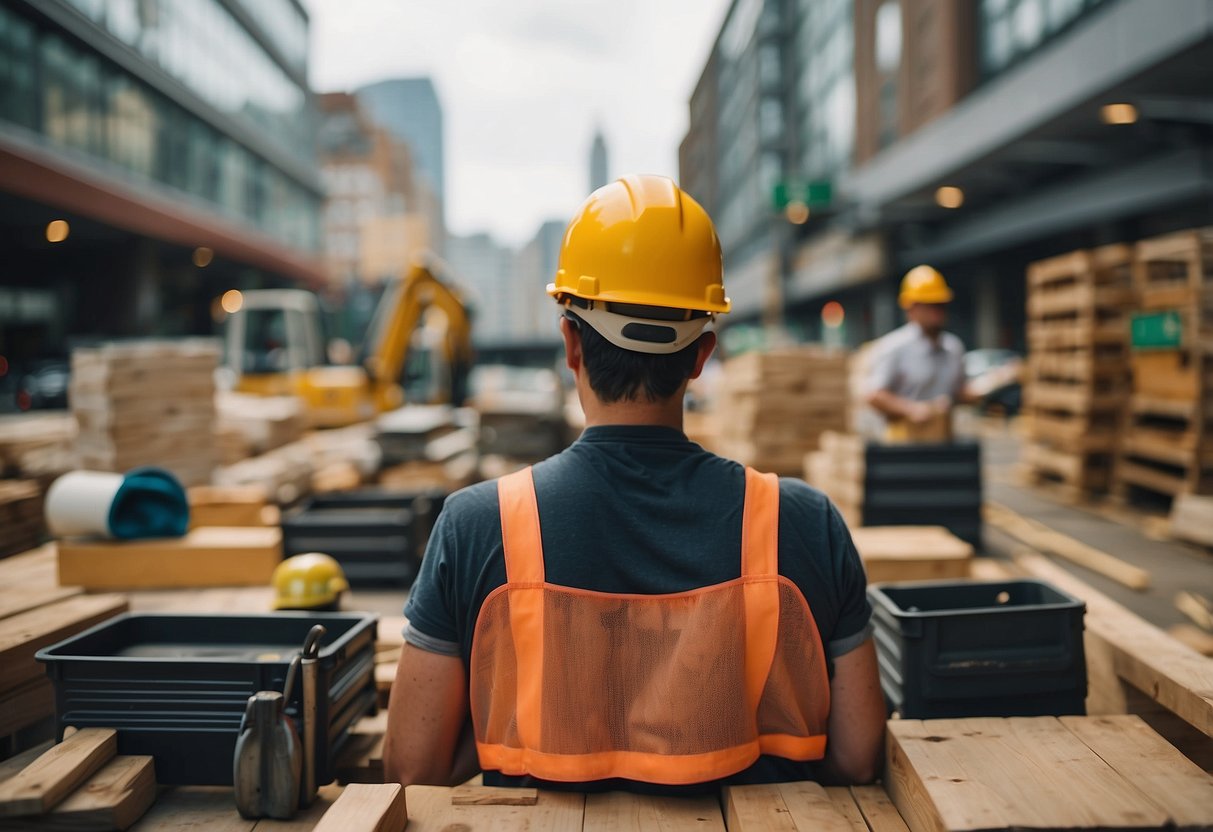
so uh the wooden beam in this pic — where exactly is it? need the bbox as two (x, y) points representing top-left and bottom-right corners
(1015, 552), (1213, 740)
(851, 785), (912, 832)
(0, 728), (117, 817)
(0, 587), (83, 623)
(312, 783), (406, 832)
(405, 785), (584, 831)
(724, 783), (864, 831)
(19, 755), (157, 831)
(985, 502), (1150, 590)
(451, 786), (538, 806)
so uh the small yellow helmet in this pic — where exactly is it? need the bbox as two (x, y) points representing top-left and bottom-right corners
(899, 265), (954, 308)
(547, 174), (729, 354)
(271, 553), (349, 611)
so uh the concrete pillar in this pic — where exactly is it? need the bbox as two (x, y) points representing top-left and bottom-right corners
(974, 266), (999, 349)
(872, 281), (897, 338)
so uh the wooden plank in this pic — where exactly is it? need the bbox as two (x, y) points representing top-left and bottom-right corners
(0, 742), (53, 784)
(725, 782), (862, 831)
(0, 586), (84, 623)
(312, 783), (406, 832)
(851, 526), (972, 583)
(125, 786), (254, 831)
(1170, 494), (1213, 547)
(886, 717), (1170, 832)
(57, 528), (282, 590)
(985, 502), (1150, 590)
(450, 785), (538, 806)
(583, 791), (723, 831)
(250, 784), (344, 831)
(1015, 552), (1213, 740)
(0, 594), (129, 691)
(822, 787), (870, 831)
(1175, 591), (1213, 631)
(851, 785), (912, 832)
(1060, 714), (1213, 829)
(1169, 624), (1213, 657)
(9, 755), (157, 831)
(0, 728), (117, 817)
(0, 677), (54, 737)
(405, 785), (585, 831)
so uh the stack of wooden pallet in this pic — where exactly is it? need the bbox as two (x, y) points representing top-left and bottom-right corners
(0, 480), (43, 558)
(0, 413), (76, 486)
(715, 347), (849, 476)
(70, 341), (218, 487)
(803, 431), (864, 527)
(1022, 245), (1135, 495)
(1114, 228), (1213, 504)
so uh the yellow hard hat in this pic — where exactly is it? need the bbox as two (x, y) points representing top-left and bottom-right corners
(271, 553), (349, 611)
(547, 175), (729, 354)
(899, 265), (954, 308)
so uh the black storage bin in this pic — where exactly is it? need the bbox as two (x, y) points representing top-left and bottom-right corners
(281, 488), (446, 585)
(863, 441), (983, 546)
(36, 612), (377, 786)
(868, 579), (1086, 719)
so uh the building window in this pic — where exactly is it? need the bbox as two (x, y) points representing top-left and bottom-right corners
(980, 0), (1107, 78)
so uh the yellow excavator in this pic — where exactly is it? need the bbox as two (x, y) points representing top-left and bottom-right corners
(223, 257), (474, 428)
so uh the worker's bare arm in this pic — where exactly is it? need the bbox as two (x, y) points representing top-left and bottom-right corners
(820, 638), (886, 784)
(383, 643), (475, 786)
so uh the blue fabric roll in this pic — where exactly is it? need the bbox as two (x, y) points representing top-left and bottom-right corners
(107, 467), (190, 539)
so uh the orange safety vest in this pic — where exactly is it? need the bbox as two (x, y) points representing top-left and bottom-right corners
(469, 466), (831, 785)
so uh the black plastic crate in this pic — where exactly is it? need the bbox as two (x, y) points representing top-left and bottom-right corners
(863, 441), (983, 546)
(281, 488), (446, 585)
(36, 612), (377, 786)
(868, 579), (1086, 719)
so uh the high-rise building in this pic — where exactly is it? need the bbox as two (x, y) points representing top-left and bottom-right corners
(589, 129), (609, 193)
(514, 220), (566, 343)
(0, 0), (323, 367)
(445, 232), (516, 345)
(356, 78), (446, 233)
(318, 93), (437, 288)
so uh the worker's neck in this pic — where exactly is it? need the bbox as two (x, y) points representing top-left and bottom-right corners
(579, 393), (685, 432)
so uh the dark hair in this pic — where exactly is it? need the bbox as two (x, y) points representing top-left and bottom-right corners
(569, 313), (701, 403)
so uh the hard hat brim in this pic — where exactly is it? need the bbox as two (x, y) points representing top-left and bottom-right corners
(547, 282), (731, 315)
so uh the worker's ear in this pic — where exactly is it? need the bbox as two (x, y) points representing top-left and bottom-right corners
(688, 332), (717, 380)
(559, 316), (582, 374)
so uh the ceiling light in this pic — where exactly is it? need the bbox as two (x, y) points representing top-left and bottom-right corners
(1100, 103), (1138, 125)
(220, 289), (244, 314)
(46, 220), (70, 243)
(784, 201), (810, 225)
(193, 246), (214, 267)
(935, 186), (964, 209)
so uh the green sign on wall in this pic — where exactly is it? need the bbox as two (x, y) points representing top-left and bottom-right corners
(1130, 310), (1183, 351)
(772, 180), (833, 210)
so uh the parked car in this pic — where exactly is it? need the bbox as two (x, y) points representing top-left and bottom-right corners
(15, 359), (70, 411)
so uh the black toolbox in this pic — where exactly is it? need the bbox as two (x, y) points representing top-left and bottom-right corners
(281, 488), (447, 585)
(36, 612), (377, 786)
(868, 579), (1086, 719)
(863, 441), (983, 546)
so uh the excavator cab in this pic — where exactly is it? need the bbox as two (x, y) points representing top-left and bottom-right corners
(224, 290), (328, 398)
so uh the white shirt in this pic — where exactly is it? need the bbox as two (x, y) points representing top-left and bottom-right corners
(865, 322), (966, 403)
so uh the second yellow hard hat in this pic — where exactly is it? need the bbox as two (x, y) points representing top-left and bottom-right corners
(899, 265), (954, 308)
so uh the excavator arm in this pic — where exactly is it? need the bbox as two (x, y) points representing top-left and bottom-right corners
(363, 258), (474, 411)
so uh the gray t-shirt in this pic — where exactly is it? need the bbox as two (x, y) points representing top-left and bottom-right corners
(865, 322), (966, 403)
(403, 425), (873, 790)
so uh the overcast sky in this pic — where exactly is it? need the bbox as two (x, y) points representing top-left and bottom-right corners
(307, 0), (732, 247)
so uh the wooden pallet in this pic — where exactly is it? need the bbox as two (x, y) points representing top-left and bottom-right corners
(1023, 246), (1136, 496)
(1134, 228), (1213, 339)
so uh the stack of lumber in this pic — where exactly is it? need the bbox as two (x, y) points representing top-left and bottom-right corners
(886, 715), (1213, 832)
(1114, 228), (1213, 503)
(471, 367), (568, 462)
(715, 347), (850, 476)
(0, 413), (76, 484)
(0, 480), (43, 558)
(213, 442), (314, 505)
(1022, 245), (1136, 496)
(0, 546), (127, 750)
(214, 393), (307, 465)
(70, 341), (218, 487)
(0, 729), (155, 829)
(376, 406), (479, 491)
(804, 430), (865, 527)
(850, 525), (972, 583)
(1170, 493), (1213, 548)
(305, 423), (382, 494)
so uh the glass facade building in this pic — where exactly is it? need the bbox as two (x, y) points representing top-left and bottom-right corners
(979, 0), (1109, 77)
(793, 0), (855, 178)
(0, 0), (320, 252)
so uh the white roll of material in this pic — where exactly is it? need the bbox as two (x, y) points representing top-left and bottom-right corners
(45, 470), (125, 539)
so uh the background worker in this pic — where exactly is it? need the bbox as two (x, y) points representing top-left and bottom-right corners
(384, 175), (885, 792)
(864, 266), (969, 435)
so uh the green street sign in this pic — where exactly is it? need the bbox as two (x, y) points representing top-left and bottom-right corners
(1131, 310), (1183, 350)
(772, 180), (833, 210)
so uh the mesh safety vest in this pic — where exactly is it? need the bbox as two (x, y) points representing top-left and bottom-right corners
(469, 465), (830, 785)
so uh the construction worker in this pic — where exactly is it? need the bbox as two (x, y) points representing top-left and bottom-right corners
(384, 175), (885, 791)
(864, 266), (968, 435)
